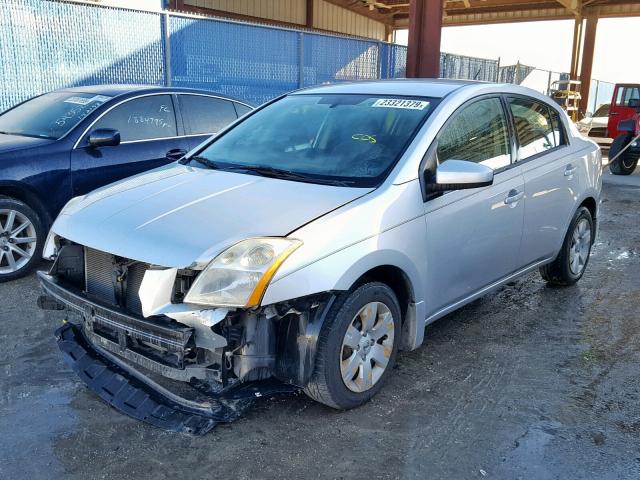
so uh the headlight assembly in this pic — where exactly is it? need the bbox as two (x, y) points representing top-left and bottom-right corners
(184, 237), (302, 308)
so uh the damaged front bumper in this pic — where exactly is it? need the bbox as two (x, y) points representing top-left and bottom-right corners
(38, 271), (219, 383)
(55, 323), (298, 434)
(39, 269), (336, 432)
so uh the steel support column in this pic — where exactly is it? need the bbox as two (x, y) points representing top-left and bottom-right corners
(406, 0), (443, 78)
(306, 0), (314, 28)
(578, 15), (598, 116)
(569, 15), (583, 80)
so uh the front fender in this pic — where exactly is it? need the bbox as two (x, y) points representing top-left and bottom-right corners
(262, 215), (428, 349)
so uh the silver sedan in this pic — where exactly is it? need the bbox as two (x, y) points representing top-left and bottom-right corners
(40, 80), (602, 421)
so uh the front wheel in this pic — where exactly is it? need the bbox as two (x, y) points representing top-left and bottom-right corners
(0, 197), (44, 282)
(609, 134), (638, 175)
(304, 282), (401, 410)
(539, 206), (593, 286)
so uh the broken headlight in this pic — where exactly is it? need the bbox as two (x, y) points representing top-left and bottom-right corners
(184, 237), (302, 308)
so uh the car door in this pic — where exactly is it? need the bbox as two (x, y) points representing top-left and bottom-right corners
(70, 94), (180, 196)
(608, 85), (640, 138)
(175, 94), (244, 153)
(423, 96), (525, 317)
(507, 96), (577, 266)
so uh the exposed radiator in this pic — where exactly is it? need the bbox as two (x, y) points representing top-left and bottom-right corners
(84, 247), (149, 316)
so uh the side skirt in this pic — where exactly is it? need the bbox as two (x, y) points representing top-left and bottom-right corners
(424, 257), (554, 326)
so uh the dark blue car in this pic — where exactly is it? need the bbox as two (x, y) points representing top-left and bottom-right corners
(0, 85), (252, 281)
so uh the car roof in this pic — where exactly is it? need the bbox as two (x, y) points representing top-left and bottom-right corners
(52, 85), (253, 106)
(292, 79), (482, 98)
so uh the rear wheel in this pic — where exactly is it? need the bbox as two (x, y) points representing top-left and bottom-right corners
(304, 282), (400, 410)
(0, 197), (44, 282)
(539, 206), (593, 286)
(609, 134), (638, 175)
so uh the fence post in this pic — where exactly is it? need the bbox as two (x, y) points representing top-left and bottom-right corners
(377, 42), (382, 79)
(163, 12), (172, 87)
(496, 57), (501, 82)
(298, 32), (304, 88)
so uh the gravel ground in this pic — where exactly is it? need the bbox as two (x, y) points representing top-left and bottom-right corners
(1, 170), (639, 480)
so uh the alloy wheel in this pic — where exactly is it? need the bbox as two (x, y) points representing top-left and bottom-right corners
(340, 301), (395, 393)
(622, 155), (636, 170)
(569, 217), (591, 276)
(0, 209), (37, 274)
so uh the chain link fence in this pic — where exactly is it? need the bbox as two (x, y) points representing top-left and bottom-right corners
(0, 0), (504, 111)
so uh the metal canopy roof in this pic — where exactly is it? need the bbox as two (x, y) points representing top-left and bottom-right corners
(324, 0), (640, 27)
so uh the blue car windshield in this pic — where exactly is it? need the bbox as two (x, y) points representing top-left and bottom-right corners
(0, 92), (112, 140)
(192, 94), (437, 187)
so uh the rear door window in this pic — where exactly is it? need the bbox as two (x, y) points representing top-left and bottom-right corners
(91, 95), (177, 142)
(178, 95), (238, 135)
(508, 97), (557, 160)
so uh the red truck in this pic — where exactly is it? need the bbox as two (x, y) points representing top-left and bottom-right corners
(607, 83), (640, 175)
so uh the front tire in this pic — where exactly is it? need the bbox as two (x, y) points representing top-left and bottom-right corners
(539, 206), (593, 286)
(609, 134), (638, 175)
(0, 196), (44, 282)
(304, 282), (401, 410)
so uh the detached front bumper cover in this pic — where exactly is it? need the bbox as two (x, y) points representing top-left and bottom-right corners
(55, 322), (298, 435)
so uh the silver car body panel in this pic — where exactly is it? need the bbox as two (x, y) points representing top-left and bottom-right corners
(48, 80), (602, 352)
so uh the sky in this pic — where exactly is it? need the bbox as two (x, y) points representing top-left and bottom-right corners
(395, 17), (640, 84)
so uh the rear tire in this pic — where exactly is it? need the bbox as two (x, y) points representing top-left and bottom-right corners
(304, 282), (401, 410)
(0, 196), (44, 282)
(609, 134), (638, 175)
(539, 206), (593, 286)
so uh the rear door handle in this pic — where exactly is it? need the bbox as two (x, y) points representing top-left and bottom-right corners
(564, 164), (577, 177)
(504, 189), (524, 205)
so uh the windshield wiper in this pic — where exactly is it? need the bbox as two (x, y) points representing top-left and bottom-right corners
(0, 130), (55, 140)
(183, 155), (218, 168)
(223, 165), (356, 186)
(185, 156), (355, 186)
(221, 164), (312, 181)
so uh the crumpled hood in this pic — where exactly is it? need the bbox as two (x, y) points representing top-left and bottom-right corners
(52, 164), (372, 268)
(0, 133), (54, 154)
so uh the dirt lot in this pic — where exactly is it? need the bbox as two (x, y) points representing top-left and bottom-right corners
(1, 170), (639, 480)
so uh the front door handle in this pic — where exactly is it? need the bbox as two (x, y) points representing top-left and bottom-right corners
(564, 164), (577, 177)
(504, 189), (524, 205)
(166, 148), (187, 161)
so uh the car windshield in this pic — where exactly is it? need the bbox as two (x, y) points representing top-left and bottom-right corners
(0, 92), (112, 140)
(191, 94), (437, 187)
(593, 104), (610, 117)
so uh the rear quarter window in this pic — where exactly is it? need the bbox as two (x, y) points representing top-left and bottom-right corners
(178, 95), (237, 135)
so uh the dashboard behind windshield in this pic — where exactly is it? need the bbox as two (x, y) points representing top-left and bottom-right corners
(194, 94), (438, 187)
(0, 92), (112, 139)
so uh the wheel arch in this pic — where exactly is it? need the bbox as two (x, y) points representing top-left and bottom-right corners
(327, 248), (426, 351)
(0, 181), (52, 228)
(578, 195), (598, 242)
(349, 264), (420, 351)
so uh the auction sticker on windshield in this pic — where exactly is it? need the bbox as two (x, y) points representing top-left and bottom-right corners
(372, 99), (429, 110)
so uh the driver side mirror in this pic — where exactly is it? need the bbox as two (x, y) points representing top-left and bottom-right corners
(629, 98), (640, 110)
(88, 128), (120, 148)
(428, 159), (494, 192)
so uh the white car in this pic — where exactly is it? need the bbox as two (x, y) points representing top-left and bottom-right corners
(39, 80), (602, 432)
(576, 103), (611, 145)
